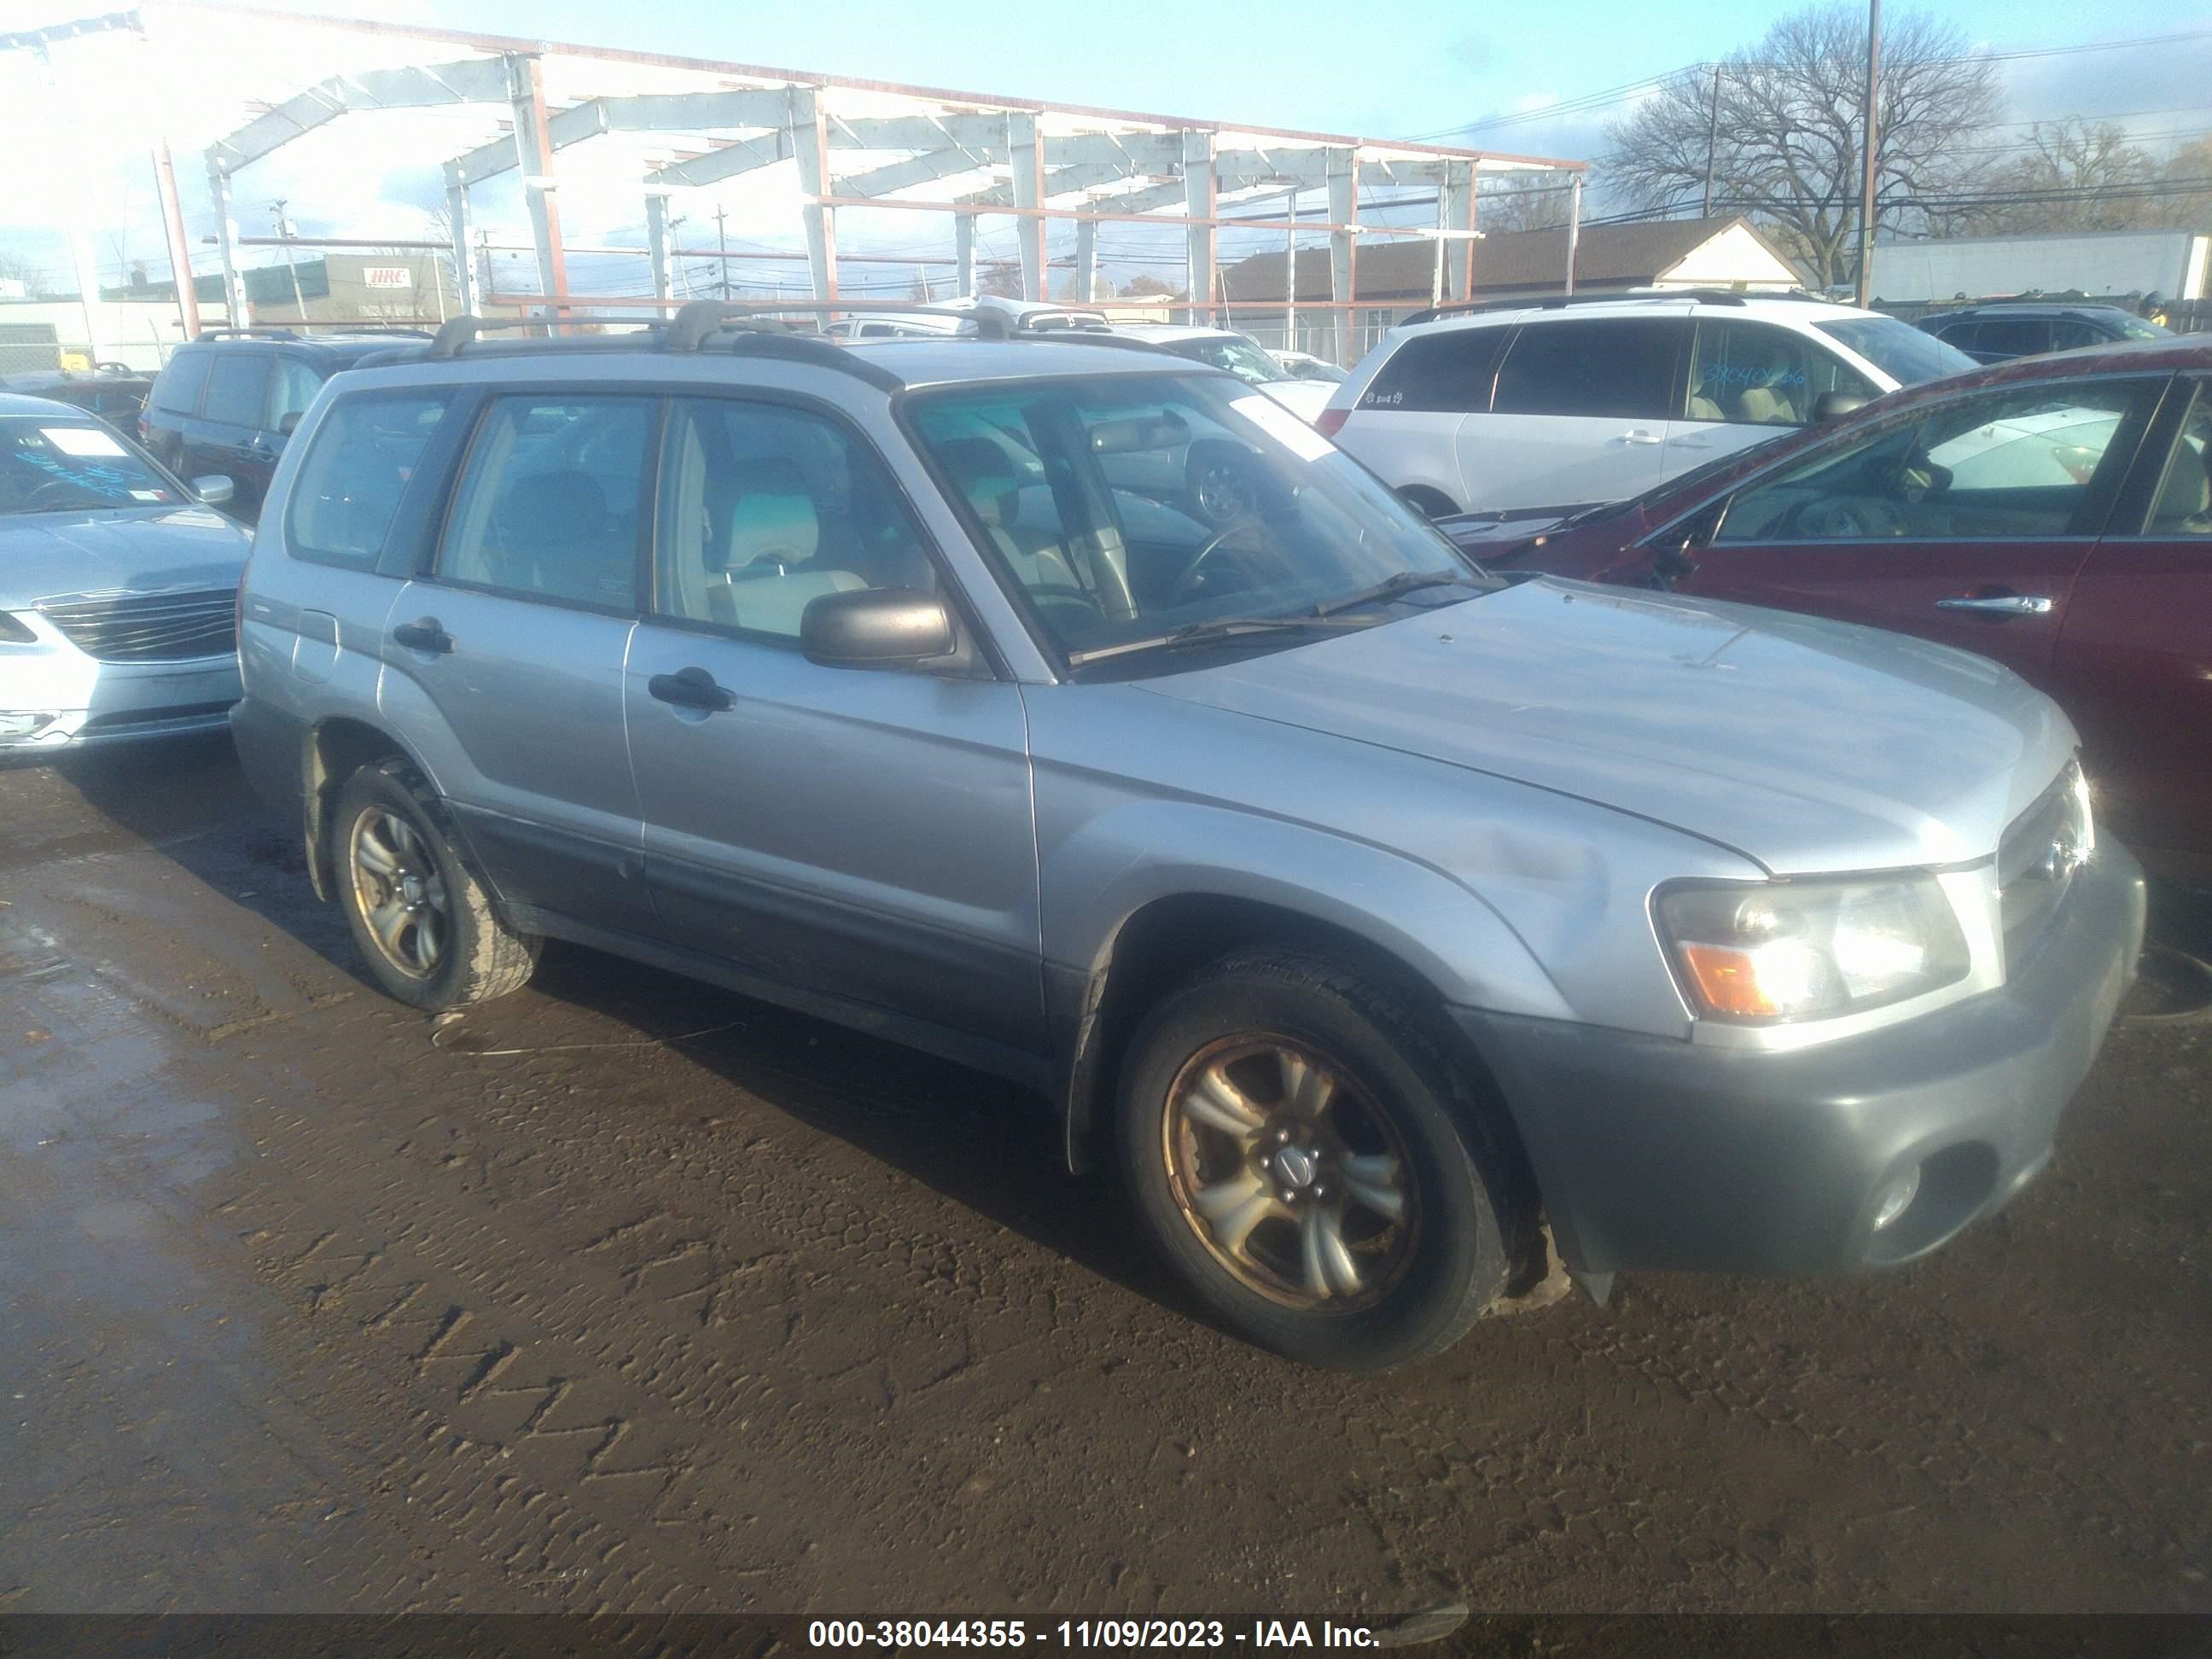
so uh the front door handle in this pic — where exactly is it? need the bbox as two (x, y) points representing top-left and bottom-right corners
(647, 666), (734, 713)
(1616, 428), (1664, 446)
(391, 618), (454, 654)
(1935, 594), (2054, 616)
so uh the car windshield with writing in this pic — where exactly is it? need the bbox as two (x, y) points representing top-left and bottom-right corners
(0, 418), (183, 515)
(906, 371), (1487, 670)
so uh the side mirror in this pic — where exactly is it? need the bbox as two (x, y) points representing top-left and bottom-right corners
(800, 587), (955, 667)
(1813, 391), (1868, 422)
(191, 474), (236, 506)
(279, 410), (304, 436)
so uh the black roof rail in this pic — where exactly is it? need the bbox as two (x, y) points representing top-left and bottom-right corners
(1399, 287), (1842, 327)
(706, 329), (906, 392)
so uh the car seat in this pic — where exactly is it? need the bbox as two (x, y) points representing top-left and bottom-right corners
(502, 469), (629, 603)
(707, 457), (864, 635)
(934, 437), (1087, 599)
(2148, 434), (2210, 534)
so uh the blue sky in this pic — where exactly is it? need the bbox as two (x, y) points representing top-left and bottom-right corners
(3, 0), (2208, 303)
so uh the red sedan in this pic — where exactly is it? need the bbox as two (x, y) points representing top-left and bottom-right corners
(1451, 337), (2212, 876)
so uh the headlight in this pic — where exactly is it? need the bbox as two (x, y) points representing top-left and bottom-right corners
(1656, 873), (1970, 1023)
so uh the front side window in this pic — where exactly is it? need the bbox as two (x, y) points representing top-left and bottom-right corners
(1491, 318), (1679, 421)
(655, 399), (936, 638)
(1817, 317), (1976, 385)
(437, 396), (653, 608)
(1716, 381), (2153, 544)
(1170, 335), (1291, 388)
(2144, 389), (2212, 538)
(201, 353), (273, 428)
(1971, 318), (2052, 358)
(286, 393), (454, 570)
(1359, 327), (1509, 414)
(0, 418), (183, 514)
(1687, 321), (1875, 428)
(907, 371), (1482, 664)
(151, 352), (211, 414)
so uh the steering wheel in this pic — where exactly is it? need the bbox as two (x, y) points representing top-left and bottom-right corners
(1167, 522), (1248, 606)
(1785, 496), (1905, 539)
(25, 480), (88, 510)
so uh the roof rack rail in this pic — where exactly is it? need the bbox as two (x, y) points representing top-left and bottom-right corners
(1399, 287), (1838, 327)
(195, 326), (301, 341)
(426, 316), (585, 358)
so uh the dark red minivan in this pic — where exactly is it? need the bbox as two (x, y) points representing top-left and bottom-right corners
(1458, 339), (2212, 876)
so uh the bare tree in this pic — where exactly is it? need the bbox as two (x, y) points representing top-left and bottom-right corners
(1604, 3), (2000, 287)
(1477, 172), (1575, 234)
(1936, 121), (2154, 236)
(0, 247), (54, 294)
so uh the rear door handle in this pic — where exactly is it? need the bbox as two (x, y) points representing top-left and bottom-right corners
(1935, 594), (2054, 616)
(391, 618), (454, 654)
(648, 666), (734, 713)
(1617, 428), (1664, 445)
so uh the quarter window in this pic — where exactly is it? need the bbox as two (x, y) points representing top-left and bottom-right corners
(1490, 318), (1679, 422)
(1686, 321), (1875, 428)
(654, 399), (935, 638)
(150, 352), (211, 414)
(437, 396), (654, 608)
(1716, 381), (2153, 544)
(201, 353), (273, 428)
(1359, 326), (1510, 414)
(286, 393), (454, 570)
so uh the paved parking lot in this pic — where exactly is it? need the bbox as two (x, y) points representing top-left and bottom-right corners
(2, 736), (2207, 1616)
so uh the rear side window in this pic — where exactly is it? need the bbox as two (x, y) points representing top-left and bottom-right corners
(272, 358), (323, 428)
(151, 352), (211, 414)
(1973, 318), (2052, 358)
(201, 354), (272, 428)
(1492, 318), (1679, 421)
(1359, 327), (1509, 413)
(436, 395), (655, 609)
(285, 393), (455, 570)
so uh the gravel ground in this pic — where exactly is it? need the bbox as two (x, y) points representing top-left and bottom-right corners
(0, 736), (2206, 1622)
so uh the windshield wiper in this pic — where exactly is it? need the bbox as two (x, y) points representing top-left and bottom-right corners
(1312, 567), (1489, 616)
(1065, 613), (1382, 667)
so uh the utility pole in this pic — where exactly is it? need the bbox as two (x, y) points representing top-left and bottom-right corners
(1855, 0), (1882, 309)
(272, 199), (306, 322)
(714, 205), (730, 300)
(1563, 174), (1582, 295)
(1702, 62), (1722, 217)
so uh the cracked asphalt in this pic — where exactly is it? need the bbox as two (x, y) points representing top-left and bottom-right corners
(1, 735), (2207, 1618)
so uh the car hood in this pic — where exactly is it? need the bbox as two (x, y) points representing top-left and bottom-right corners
(1135, 578), (2076, 874)
(1257, 380), (1334, 422)
(0, 506), (250, 608)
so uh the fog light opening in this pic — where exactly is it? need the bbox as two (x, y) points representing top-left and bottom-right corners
(0, 711), (61, 742)
(1872, 1165), (1922, 1232)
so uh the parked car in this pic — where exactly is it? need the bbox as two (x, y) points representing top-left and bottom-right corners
(825, 299), (1111, 340)
(1272, 350), (1348, 385)
(1109, 325), (1335, 422)
(231, 303), (2141, 1370)
(1319, 290), (1977, 519)
(0, 393), (250, 754)
(139, 329), (428, 525)
(1454, 335), (2212, 876)
(1917, 302), (2171, 364)
(2, 364), (155, 429)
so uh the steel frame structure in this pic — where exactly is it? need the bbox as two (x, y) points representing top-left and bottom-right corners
(179, 1), (1583, 355)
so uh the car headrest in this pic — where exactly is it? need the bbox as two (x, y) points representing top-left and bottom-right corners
(936, 437), (1019, 530)
(724, 457), (819, 568)
(507, 470), (609, 547)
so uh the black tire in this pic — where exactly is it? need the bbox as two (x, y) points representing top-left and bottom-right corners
(1116, 946), (1524, 1371)
(1396, 485), (1459, 521)
(331, 757), (538, 1011)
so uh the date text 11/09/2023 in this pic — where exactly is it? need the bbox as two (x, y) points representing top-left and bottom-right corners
(806, 1620), (1382, 1649)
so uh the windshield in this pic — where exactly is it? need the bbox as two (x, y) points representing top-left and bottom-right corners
(907, 371), (1481, 666)
(0, 418), (184, 515)
(1814, 317), (1976, 387)
(1166, 335), (1293, 387)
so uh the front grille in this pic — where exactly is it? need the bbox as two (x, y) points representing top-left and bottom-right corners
(38, 590), (236, 663)
(1997, 763), (2090, 971)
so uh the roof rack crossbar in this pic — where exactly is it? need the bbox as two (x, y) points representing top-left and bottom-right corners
(428, 316), (574, 358)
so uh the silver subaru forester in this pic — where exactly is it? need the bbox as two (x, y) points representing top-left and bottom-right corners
(230, 303), (2144, 1370)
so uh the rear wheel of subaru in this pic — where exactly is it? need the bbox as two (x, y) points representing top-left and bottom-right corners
(334, 758), (538, 1011)
(1117, 946), (1520, 1371)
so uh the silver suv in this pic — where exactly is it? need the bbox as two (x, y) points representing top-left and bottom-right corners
(231, 302), (2145, 1371)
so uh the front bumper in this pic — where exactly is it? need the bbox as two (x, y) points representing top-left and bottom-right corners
(1456, 844), (2146, 1278)
(0, 648), (241, 753)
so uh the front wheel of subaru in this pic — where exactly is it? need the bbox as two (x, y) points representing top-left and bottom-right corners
(1117, 946), (1523, 1371)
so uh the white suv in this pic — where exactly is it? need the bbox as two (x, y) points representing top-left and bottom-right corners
(1112, 325), (1335, 423)
(1318, 293), (1977, 518)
